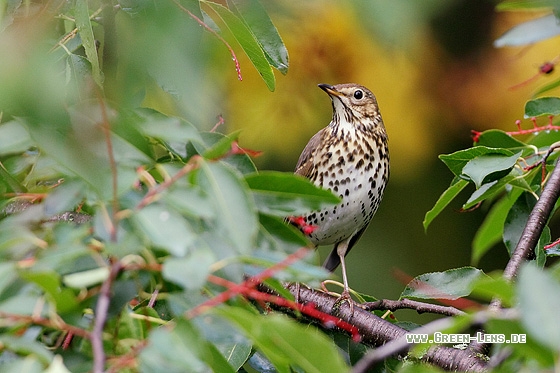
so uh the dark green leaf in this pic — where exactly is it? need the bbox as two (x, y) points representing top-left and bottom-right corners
(257, 213), (310, 253)
(401, 267), (485, 300)
(139, 318), (232, 373)
(246, 171), (340, 216)
(205, 2), (276, 91)
(503, 192), (536, 256)
(525, 97), (560, 117)
(439, 146), (514, 177)
(423, 178), (468, 231)
(228, 0), (289, 74)
(216, 308), (349, 373)
(194, 313), (252, 371)
(475, 129), (530, 153)
(494, 14), (560, 47)
(518, 263), (560, 349)
(461, 151), (522, 188)
(472, 188), (523, 265)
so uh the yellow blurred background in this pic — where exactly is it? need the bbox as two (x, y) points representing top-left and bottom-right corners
(192, 0), (560, 318)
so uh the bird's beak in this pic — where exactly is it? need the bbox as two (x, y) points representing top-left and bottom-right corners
(318, 83), (342, 97)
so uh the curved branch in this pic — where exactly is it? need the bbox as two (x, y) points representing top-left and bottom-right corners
(504, 158), (560, 281)
(261, 284), (487, 372)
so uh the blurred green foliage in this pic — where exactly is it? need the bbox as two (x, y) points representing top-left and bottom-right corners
(1, 0), (560, 372)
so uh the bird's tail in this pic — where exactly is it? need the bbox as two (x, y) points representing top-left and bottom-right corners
(322, 248), (341, 272)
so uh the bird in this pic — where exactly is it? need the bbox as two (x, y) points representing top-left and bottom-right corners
(294, 83), (389, 302)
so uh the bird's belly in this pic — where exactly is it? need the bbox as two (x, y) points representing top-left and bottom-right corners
(305, 163), (386, 246)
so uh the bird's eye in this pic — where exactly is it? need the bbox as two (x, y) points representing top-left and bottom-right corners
(353, 90), (363, 100)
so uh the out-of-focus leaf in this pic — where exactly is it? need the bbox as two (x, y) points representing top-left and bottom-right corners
(0, 336), (53, 366)
(439, 146), (514, 177)
(472, 188), (522, 265)
(496, 0), (558, 11)
(525, 97), (560, 117)
(503, 192), (536, 256)
(194, 313), (252, 371)
(518, 263), (560, 350)
(527, 127), (560, 148)
(62, 267), (109, 289)
(461, 151), (522, 188)
(195, 161), (257, 254)
(423, 178), (468, 231)
(162, 248), (215, 290)
(494, 14), (560, 47)
(139, 318), (232, 373)
(246, 171), (340, 216)
(533, 76), (560, 97)
(257, 213), (309, 254)
(133, 203), (195, 256)
(74, 0), (102, 86)
(401, 267), (485, 300)
(217, 307), (349, 373)
(205, 1), (276, 91)
(535, 225), (550, 267)
(19, 271), (78, 313)
(470, 273), (514, 307)
(43, 180), (85, 217)
(0, 121), (33, 155)
(228, 0), (289, 74)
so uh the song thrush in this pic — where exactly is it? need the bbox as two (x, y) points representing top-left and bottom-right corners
(295, 83), (389, 300)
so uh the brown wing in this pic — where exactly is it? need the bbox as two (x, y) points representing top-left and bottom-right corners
(294, 128), (327, 179)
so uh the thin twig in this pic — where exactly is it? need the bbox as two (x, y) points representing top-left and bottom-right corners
(362, 298), (466, 317)
(92, 261), (122, 373)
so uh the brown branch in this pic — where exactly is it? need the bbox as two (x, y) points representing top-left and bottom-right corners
(92, 260), (122, 373)
(261, 284), (487, 372)
(362, 298), (466, 317)
(504, 158), (560, 281)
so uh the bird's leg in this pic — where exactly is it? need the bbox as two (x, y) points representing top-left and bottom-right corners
(334, 241), (355, 315)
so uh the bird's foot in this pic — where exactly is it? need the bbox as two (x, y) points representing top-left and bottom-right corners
(332, 289), (355, 317)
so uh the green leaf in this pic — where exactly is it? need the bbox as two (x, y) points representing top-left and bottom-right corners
(401, 267), (485, 300)
(494, 14), (560, 47)
(503, 192), (536, 256)
(228, 0), (289, 74)
(140, 319), (234, 373)
(423, 178), (468, 231)
(19, 270), (78, 313)
(62, 267), (110, 289)
(525, 97), (560, 117)
(193, 313), (252, 371)
(439, 146), (514, 177)
(470, 272), (514, 307)
(196, 161), (257, 254)
(216, 308), (349, 373)
(0, 336), (53, 366)
(0, 120), (33, 155)
(256, 213), (309, 253)
(74, 0), (102, 87)
(475, 129), (530, 153)
(133, 203), (195, 257)
(162, 248), (216, 290)
(518, 263), (560, 350)
(461, 151), (522, 188)
(533, 76), (560, 97)
(472, 188), (523, 265)
(245, 171), (340, 216)
(43, 179), (85, 217)
(205, 1), (276, 91)
(496, 0), (558, 11)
